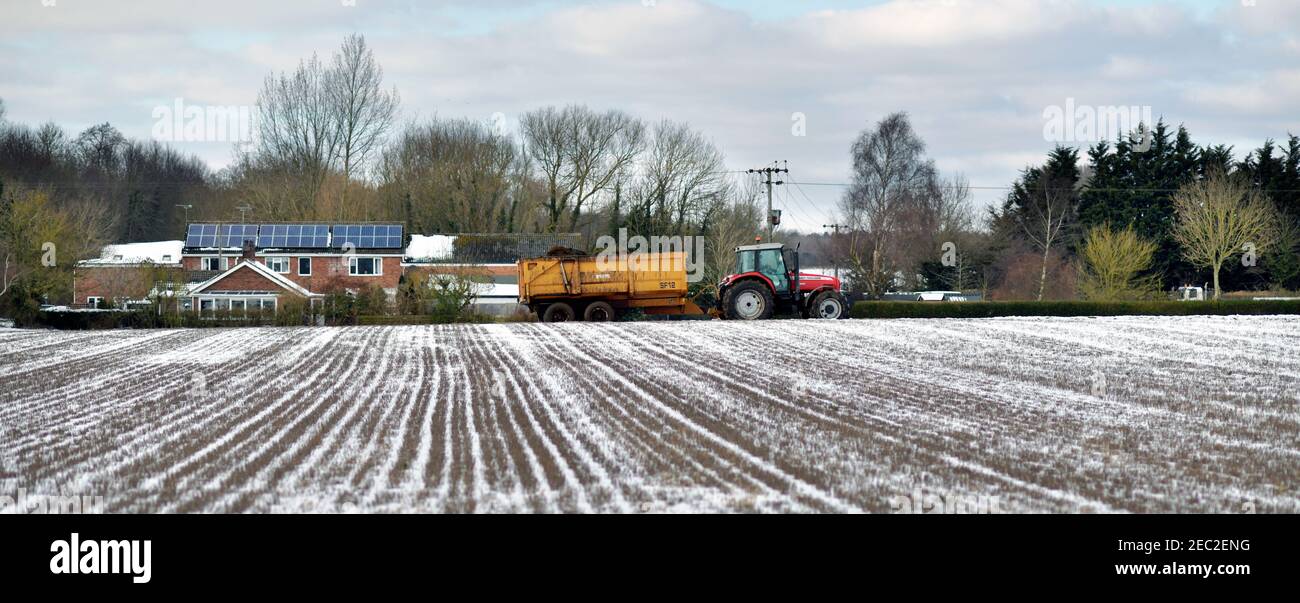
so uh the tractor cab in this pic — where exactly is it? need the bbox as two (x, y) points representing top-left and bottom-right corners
(733, 243), (797, 295)
(718, 243), (847, 320)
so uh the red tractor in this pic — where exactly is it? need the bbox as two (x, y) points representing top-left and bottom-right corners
(718, 243), (848, 320)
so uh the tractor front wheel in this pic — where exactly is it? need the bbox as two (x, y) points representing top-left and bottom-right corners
(723, 281), (774, 320)
(808, 291), (849, 319)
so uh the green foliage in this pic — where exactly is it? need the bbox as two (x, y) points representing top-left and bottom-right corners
(849, 300), (1300, 319)
(322, 291), (359, 325)
(1076, 223), (1161, 301)
(426, 273), (478, 323)
(0, 281), (41, 323)
(1077, 122), (1202, 289)
(354, 285), (390, 316)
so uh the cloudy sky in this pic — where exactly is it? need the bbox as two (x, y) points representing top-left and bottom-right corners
(2, 0), (1297, 231)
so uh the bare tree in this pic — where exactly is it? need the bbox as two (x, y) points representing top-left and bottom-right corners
(520, 105), (645, 232)
(254, 52), (339, 211)
(838, 112), (936, 297)
(699, 184), (763, 299)
(632, 120), (730, 233)
(378, 118), (519, 233)
(1017, 177), (1074, 301)
(74, 123), (126, 173)
(330, 34), (400, 214)
(1172, 170), (1280, 299)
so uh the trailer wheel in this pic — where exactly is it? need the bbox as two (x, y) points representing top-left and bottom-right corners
(583, 301), (616, 322)
(808, 291), (848, 319)
(723, 281), (774, 320)
(542, 303), (576, 323)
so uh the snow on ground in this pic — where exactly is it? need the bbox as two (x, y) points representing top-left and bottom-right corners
(0, 316), (1297, 513)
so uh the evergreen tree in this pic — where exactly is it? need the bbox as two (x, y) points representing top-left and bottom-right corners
(1079, 121), (1201, 289)
(1235, 135), (1300, 290)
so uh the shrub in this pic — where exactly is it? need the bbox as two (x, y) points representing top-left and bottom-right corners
(1076, 223), (1162, 301)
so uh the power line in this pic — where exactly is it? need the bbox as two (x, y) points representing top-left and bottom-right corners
(788, 180), (1300, 194)
(787, 178), (836, 223)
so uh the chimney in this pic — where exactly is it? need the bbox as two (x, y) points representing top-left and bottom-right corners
(241, 240), (256, 262)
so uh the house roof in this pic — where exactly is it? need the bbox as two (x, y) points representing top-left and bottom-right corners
(187, 259), (320, 297)
(79, 240), (184, 266)
(405, 234), (456, 262)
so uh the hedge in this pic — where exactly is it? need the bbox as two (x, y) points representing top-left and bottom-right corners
(27, 309), (326, 330)
(850, 300), (1300, 319)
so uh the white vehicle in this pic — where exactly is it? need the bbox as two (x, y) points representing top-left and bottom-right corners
(1174, 286), (1206, 301)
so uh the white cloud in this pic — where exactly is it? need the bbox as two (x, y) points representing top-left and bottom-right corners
(1, 0), (1296, 232)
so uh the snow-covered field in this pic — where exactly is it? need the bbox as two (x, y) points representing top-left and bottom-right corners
(1, 316), (1297, 513)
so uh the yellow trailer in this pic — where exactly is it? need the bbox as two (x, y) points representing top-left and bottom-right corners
(517, 251), (707, 322)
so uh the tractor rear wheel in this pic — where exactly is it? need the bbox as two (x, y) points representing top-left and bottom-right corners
(808, 291), (848, 319)
(583, 301), (616, 322)
(542, 303), (576, 323)
(723, 281), (774, 320)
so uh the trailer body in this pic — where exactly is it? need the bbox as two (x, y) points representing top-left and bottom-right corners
(518, 252), (705, 320)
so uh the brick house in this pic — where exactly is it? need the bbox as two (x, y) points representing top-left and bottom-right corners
(73, 241), (185, 308)
(180, 223), (405, 312)
(184, 245), (322, 316)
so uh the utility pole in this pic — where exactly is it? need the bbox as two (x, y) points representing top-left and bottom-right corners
(175, 204), (192, 235)
(822, 223), (842, 280)
(748, 162), (788, 241)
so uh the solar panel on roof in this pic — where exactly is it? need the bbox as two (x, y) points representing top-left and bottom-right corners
(256, 224), (329, 248)
(186, 224), (220, 247)
(332, 224), (403, 248)
(218, 224), (258, 247)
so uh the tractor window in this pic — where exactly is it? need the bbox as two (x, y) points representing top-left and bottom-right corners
(757, 249), (788, 291)
(735, 250), (756, 274)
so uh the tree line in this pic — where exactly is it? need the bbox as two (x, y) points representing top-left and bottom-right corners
(833, 112), (1300, 301)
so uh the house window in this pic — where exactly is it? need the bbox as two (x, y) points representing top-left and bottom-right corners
(261, 298), (277, 312)
(230, 299), (246, 315)
(298, 257), (312, 276)
(349, 257), (382, 276)
(87, 296), (103, 308)
(266, 257), (290, 273)
(201, 257), (225, 271)
(161, 255), (172, 262)
(199, 299), (214, 316)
